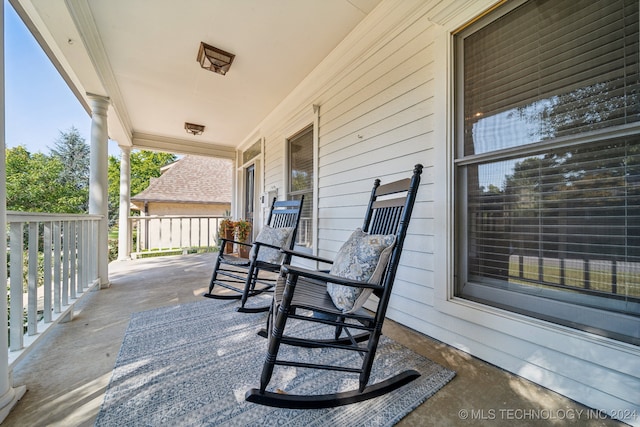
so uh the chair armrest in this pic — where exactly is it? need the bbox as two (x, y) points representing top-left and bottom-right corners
(252, 241), (282, 251)
(281, 264), (383, 291)
(250, 241), (287, 262)
(220, 237), (252, 248)
(280, 249), (334, 265)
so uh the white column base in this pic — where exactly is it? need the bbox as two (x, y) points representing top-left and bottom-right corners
(0, 384), (26, 423)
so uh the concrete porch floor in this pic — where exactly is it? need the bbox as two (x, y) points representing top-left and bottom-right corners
(2, 253), (627, 426)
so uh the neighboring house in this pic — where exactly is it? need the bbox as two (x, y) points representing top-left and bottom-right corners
(130, 155), (232, 252)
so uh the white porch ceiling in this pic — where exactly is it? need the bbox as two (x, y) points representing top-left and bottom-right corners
(11, 0), (382, 157)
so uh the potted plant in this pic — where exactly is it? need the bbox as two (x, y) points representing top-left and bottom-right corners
(218, 218), (236, 254)
(235, 219), (252, 258)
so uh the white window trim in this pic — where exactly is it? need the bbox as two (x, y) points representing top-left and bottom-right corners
(282, 104), (319, 256)
(432, 1), (640, 350)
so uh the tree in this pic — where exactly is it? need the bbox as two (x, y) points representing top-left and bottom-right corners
(130, 151), (177, 196)
(107, 155), (122, 225)
(5, 146), (83, 213)
(49, 126), (90, 212)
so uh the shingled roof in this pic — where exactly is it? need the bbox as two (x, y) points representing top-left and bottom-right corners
(131, 155), (232, 205)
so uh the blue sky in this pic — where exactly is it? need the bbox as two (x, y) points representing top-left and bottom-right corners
(4, 0), (118, 155)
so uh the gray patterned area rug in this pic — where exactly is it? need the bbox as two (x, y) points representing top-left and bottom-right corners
(95, 300), (455, 426)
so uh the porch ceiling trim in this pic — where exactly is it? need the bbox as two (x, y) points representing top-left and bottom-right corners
(64, 0), (134, 144)
(132, 132), (236, 159)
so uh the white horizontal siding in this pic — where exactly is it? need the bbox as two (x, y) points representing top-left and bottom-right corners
(263, 130), (284, 180)
(252, 0), (640, 424)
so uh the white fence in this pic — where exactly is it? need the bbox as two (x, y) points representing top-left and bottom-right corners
(508, 254), (640, 297)
(129, 215), (225, 257)
(6, 212), (102, 364)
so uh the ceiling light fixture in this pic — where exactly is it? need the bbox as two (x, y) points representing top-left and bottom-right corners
(197, 42), (235, 76)
(185, 122), (205, 135)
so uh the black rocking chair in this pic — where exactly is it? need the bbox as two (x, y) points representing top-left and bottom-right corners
(246, 164), (422, 408)
(203, 197), (304, 313)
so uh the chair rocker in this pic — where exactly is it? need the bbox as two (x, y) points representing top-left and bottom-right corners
(203, 197), (304, 313)
(246, 164), (422, 409)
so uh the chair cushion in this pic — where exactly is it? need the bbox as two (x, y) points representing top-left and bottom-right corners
(249, 225), (294, 264)
(327, 228), (396, 313)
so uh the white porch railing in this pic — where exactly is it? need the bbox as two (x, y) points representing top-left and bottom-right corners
(6, 212), (102, 366)
(129, 215), (225, 258)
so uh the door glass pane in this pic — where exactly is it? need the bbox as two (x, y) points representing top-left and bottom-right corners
(245, 164), (254, 222)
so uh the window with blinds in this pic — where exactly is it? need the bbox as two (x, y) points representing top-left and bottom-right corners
(288, 126), (313, 248)
(455, 0), (640, 344)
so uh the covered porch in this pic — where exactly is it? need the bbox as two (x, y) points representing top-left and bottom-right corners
(3, 0), (639, 423)
(2, 253), (621, 426)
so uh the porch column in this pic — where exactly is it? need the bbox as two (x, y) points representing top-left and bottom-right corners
(88, 94), (110, 288)
(117, 145), (132, 260)
(0, 2), (27, 421)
